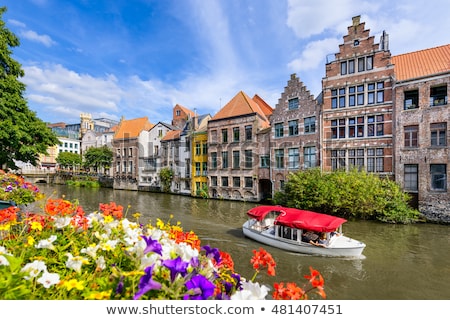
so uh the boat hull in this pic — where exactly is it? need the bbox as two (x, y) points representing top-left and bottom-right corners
(242, 221), (365, 257)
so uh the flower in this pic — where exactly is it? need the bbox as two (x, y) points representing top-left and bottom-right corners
(184, 274), (216, 300)
(0, 170), (43, 205)
(0, 186), (327, 300)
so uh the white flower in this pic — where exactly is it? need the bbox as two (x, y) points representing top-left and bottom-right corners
(81, 244), (99, 259)
(230, 281), (270, 300)
(35, 235), (57, 250)
(100, 239), (119, 251)
(54, 216), (72, 229)
(0, 255), (9, 266)
(37, 272), (60, 288)
(96, 256), (106, 270)
(65, 253), (89, 273)
(21, 260), (47, 280)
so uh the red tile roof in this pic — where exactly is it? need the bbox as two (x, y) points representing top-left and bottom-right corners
(252, 94), (274, 117)
(114, 117), (153, 139)
(211, 91), (271, 121)
(161, 130), (181, 141)
(392, 44), (450, 81)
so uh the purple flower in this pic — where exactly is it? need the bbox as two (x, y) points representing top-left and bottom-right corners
(202, 245), (221, 264)
(133, 265), (162, 300)
(162, 256), (189, 282)
(116, 276), (124, 294)
(183, 274), (216, 300)
(141, 235), (162, 255)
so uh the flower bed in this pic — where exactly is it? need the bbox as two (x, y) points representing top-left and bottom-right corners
(0, 173), (325, 300)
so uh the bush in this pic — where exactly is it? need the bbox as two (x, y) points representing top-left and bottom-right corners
(273, 168), (420, 223)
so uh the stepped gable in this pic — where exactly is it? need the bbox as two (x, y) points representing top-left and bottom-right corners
(211, 90), (271, 122)
(114, 116), (153, 139)
(392, 44), (450, 81)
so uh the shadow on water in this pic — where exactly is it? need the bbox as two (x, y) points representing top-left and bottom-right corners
(32, 184), (450, 300)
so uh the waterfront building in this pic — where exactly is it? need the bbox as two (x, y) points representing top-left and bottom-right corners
(191, 114), (211, 197)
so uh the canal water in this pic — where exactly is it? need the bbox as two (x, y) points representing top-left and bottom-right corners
(29, 184), (450, 300)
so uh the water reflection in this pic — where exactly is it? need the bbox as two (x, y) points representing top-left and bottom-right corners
(33, 184), (450, 299)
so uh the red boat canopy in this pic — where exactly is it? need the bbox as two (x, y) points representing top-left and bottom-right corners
(246, 205), (286, 220)
(247, 206), (347, 233)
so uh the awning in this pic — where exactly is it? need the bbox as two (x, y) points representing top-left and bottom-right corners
(246, 205), (286, 220)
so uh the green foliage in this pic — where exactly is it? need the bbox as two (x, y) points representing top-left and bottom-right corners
(66, 179), (100, 188)
(159, 167), (173, 193)
(83, 146), (113, 172)
(56, 152), (82, 169)
(0, 7), (59, 170)
(196, 184), (209, 199)
(273, 168), (420, 224)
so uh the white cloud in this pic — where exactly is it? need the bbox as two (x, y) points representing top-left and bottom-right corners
(7, 19), (26, 28)
(288, 37), (340, 71)
(19, 30), (56, 47)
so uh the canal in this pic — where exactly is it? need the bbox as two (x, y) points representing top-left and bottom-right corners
(29, 184), (450, 300)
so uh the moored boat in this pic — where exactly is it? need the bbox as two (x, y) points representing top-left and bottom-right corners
(242, 205), (366, 257)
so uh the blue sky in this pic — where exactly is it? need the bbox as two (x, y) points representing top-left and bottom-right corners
(3, 0), (450, 125)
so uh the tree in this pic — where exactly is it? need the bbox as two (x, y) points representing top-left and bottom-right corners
(0, 7), (59, 170)
(83, 146), (113, 173)
(56, 152), (82, 171)
(159, 167), (173, 193)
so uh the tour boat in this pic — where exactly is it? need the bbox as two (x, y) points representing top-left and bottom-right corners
(242, 205), (366, 257)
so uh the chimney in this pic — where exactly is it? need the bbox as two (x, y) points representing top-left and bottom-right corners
(380, 30), (389, 51)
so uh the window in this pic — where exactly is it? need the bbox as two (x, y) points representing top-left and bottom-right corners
(176, 110), (181, 116)
(222, 151), (228, 168)
(339, 88), (346, 108)
(202, 162), (207, 176)
(288, 120), (298, 136)
(195, 162), (201, 176)
(341, 61), (347, 75)
(129, 161), (133, 173)
(245, 125), (252, 141)
(274, 123), (284, 138)
(348, 59), (355, 74)
(275, 149), (284, 169)
(233, 177), (240, 188)
(358, 57), (365, 72)
(368, 115), (384, 137)
(304, 116), (316, 133)
(331, 89), (338, 109)
(233, 127), (240, 142)
(349, 86), (356, 106)
(331, 150), (346, 170)
(288, 97), (299, 110)
(368, 83), (375, 104)
(430, 85), (447, 106)
(202, 143), (207, 155)
(430, 164), (446, 191)
(260, 155), (270, 168)
(244, 177), (253, 188)
(211, 176), (218, 187)
(211, 152), (217, 169)
(366, 55), (373, 70)
(377, 82), (385, 103)
(222, 176), (228, 187)
(331, 119), (346, 139)
(357, 85), (364, 105)
(210, 130), (217, 143)
(288, 148), (299, 169)
(404, 125), (419, 147)
(304, 147), (316, 168)
(348, 149), (364, 169)
(195, 143), (201, 155)
(222, 129), (228, 143)
(404, 164), (418, 191)
(404, 90), (419, 110)
(367, 148), (384, 172)
(245, 150), (252, 168)
(349, 118), (356, 138)
(232, 150), (240, 169)
(431, 123), (446, 146)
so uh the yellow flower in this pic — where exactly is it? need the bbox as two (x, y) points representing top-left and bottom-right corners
(0, 223), (10, 231)
(132, 212), (141, 219)
(62, 279), (85, 291)
(103, 215), (114, 224)
(31, 221), (43, 231)
(87, 290), (111, 300)
(27, 236), (35, 246)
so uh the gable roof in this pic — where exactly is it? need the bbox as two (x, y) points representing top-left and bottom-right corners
(161, 130), (181, 141)
(392, 44), (450, 81)
(114, 117), (153, 139)
(175, 104), (195, 117)
(211, 91), (271, 121)
(252, 94), (274, 117)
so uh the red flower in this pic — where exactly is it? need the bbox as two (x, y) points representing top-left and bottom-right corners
(250, 247), (276, 276)
(304, 266), (326, 299)
(99, 202), (123, 219)
(0, 206), (19, 224)
(273, 282), (306, 300)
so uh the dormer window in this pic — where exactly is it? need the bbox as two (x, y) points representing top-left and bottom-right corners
(354, 39), (360, 46)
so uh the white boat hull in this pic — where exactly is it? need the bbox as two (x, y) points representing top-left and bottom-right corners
(242, 220), (365, 257)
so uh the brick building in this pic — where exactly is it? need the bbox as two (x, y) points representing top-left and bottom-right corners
(321, 16), (394, 176)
